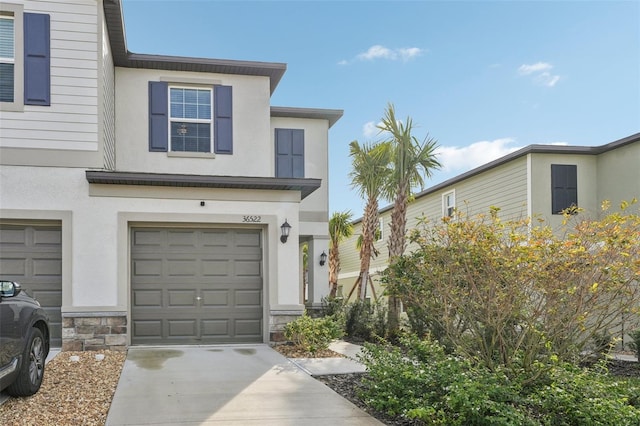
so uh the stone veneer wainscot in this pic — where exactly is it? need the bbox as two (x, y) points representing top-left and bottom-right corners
(62, 312), (127, 351)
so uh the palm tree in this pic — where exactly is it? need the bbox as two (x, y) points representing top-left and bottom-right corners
(348, 140), (390, 300)
(378, 103), (441, 335)
(328, 210), (354, 298)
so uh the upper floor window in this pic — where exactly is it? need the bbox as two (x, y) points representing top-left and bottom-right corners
(442, 190), (455, 218)
(0, 15), (15, 103)
(149, 82), (232, 155)
(275, 128), (304, 178)
(551, 164), (577, 214)
(169, 87), (212, 153)
(0, 6), (50, 111)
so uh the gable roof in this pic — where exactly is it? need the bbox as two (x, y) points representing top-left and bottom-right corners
(103, 0), (286, 94)
(352, 132), (640, 224)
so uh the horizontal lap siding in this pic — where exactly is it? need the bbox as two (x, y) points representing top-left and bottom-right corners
(0, 0), (98, 152)
(338, 158), (530, 284)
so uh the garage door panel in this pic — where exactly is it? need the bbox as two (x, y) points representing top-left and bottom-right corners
(167, 259), (198, 276)
(131, 227), (263, 344)
(32, 257), (62, 276)
(132, 259), (163, 276)
(0, 258), (27, 275)
(133, 290), (163, 307)
(168, 290), (197, 306)
(202, 290), (228, 306)
(201, 319), (229, 337)
(235, 260), (261, 276)
(0, 225), (62, 347)
(235, 290), (261, 307)
(235, 320), (262, 337)
(168, 320), (197, 337)
(133, 320), (163, 337)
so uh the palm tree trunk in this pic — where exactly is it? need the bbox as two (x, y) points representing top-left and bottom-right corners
(357, 196), (379, 300)
(388, 184), (409, 338)
(329, 243), (339, 297)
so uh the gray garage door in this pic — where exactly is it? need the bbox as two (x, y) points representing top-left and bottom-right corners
(0, 224), (63, 347)
(131, 228), (263, 345)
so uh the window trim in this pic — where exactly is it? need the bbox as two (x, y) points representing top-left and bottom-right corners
(168, 85), (214, 154)
(0, 3), (23, 111)
(377, 218), (384, 242)
(442, 190), (456, 218)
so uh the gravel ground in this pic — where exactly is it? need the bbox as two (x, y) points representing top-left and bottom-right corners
(0, 346), (636, 426)
(0, 350), (126, 426)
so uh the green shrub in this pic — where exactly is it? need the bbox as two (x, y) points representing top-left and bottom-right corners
(629, 329), (640, 359)
(344, 299), (387, 342)
(592, 331), (615, 357)
(357, 335), (640, 425)
(283, 312), (343, 354)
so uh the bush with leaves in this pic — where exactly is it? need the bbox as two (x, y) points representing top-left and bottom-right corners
(383, 201), (640, 379)
(283, 312), (343, 354)
(358, 336), (640, 425)
(629, 329), (640, 359)
(343, 299), (387, 342)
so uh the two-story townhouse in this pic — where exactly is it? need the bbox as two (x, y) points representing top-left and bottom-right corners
(338, 133), (640, 302)
(0, 0), (342, 350)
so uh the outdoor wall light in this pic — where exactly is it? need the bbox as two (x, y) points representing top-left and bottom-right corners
(280, 219), (291, 243)
(319, 251), (327, 266)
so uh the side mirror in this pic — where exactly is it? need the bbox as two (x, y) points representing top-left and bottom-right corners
(0, 281), (22, 297)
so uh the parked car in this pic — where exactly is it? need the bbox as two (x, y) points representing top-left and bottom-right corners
(0, 281), (50, 396)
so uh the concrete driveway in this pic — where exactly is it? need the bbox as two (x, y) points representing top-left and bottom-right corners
(105, 344), (382, 425)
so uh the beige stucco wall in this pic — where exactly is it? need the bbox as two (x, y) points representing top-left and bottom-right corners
(114, 68), (272, 177)
(0, 165), (304, 343)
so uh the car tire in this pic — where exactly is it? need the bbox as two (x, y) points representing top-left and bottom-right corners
(6, 327), (46, 397)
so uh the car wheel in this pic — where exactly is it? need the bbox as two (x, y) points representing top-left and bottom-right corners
(6, 327), (46, 397)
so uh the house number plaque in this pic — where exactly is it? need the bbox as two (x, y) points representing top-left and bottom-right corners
(242, 215), (262, 223)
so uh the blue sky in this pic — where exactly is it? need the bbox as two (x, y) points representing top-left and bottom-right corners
(121, 0), (640, 216)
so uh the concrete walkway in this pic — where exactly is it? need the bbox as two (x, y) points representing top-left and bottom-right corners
(105, 344), (382, 425)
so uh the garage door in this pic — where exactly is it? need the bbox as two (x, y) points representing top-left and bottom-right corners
(131, 228), (263, 345)
(0, 224), (63, 347)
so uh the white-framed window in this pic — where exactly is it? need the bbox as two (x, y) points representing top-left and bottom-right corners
(169, 86), (213, 153)
(442, 190), (455, 218)
(0, 14), (15, 103)
(376, 218), (384, 242)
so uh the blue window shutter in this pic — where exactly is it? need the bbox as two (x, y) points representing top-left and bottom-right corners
(24, 13), (50, 106)
(214, 85), (232, 154)
(291, 129), (304, 178)
(149, 81), (168, 152)
(275, 129), (304, 178)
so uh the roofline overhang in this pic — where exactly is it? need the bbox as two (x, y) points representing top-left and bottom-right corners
(271, 106), (344, 128)
(86, 171), (322, 199)
(103, 0), (286, 94)
(352, 132), (640, 224)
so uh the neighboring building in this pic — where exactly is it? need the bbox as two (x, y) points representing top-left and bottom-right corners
(0, 0), (342, 350)
(337, 133), (640, 301)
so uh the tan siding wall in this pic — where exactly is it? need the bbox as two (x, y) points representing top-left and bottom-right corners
(337, 157), (529, 296)
(0, 0), (99, 156)
(596, 142), (640, 207)
(530, 153), (598, 229)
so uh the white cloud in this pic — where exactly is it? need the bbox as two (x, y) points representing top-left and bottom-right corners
(362, 121), (379, 138)
(518, 62), (561, 87)
(535, 72), (560, 87)
(435, 138), (522, 173)
(518, 62), (553, 75)
(340, 45), (424, 65)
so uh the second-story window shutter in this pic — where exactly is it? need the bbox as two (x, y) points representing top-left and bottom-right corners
(551, 164), (577, 214)
(148, 81), (168, 152)
(214, 85), (232, 154)
(275, 129), (304, 178)
(24, 13), (50, 106)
